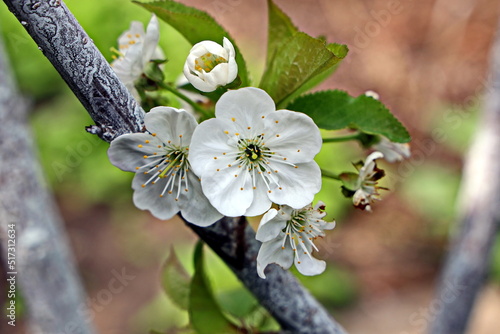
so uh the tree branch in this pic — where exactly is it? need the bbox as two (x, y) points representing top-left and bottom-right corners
(3, 0), (144, 142)
(0, 29), (95, 334)
(3, 0), (347, 333)
(428, 22), (500, 334)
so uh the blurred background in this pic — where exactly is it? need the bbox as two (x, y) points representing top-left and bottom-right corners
(1, 0), (500, 333)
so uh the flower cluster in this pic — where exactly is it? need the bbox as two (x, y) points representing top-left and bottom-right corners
(107, 19), (403, 280)
(111, 15), (164, 99)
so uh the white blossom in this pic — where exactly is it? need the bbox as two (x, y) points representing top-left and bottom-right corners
(111, 15), (164, 99)
(256, 202), (336, 279)
(189, 87), (322, 217)
(107, 107), (222, 226)
(183, 37), (238, 92)
(352, 151), (386, 212)
(372, 135), (411, 163)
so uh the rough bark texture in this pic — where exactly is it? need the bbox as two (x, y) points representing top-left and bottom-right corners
(3, 0), (145, 142)
(3, 0), (347, 333)
(428, 23), (500, 334)
(0, 32), (95, 334)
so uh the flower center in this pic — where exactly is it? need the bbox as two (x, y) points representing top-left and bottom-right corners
(194, 52), (227, 72)
(281, 209), (324, 263)
(244, 144), (262, 161)
(137, 139), (191, 201)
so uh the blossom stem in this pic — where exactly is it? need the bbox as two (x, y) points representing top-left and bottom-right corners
(158, 81), (212, 118)
(322, 133), (361, 143)
(321, 168), (341, 180)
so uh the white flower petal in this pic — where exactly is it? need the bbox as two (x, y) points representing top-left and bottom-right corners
(191, 40), (226, 58)
(244, 184), (272, 216)
(183, 65), (218, 92)
(200, 167), (253, 217)
(223, 38), (238, 82)
(142, 15), (161, 66)
(373, 136), (411, 163)
(108, 133), (163, 172)
(256, 233), (294, 279)
(215, 87), (275, 126)
(295, 251), (327, 276)
(112, 42), (144, 83)
(264, 110), (322, 163)
(179, 172), (223, 226)
(189, 118), (237, 175)
(117, 21), (144, 47)
(145, 107), (197, 145)
(132, 172), (180, 220)
(255, 209), (286, 242)
(203, 63), (229, 87)
(268, 161), (322, 209)
(243, 174), (274, 217)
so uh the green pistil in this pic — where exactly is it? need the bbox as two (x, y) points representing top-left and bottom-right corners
(194, 52), (227, 72)
(159, 151), (184, 178)
(245, 144), (261, 161)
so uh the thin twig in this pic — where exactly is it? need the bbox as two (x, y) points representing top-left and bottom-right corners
(2, 0), (348, 333)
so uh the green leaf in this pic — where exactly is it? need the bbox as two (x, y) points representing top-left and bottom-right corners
(160, 248), (191, 310)
(288, 90), (411, 143)
(339, 172), (359, 191)
(260, 32), (347, 108)
(218, 288), (259, 319)
(266, 0), (298, 67)
(189, 243), (239, 334)
(134, 0), (249, 86)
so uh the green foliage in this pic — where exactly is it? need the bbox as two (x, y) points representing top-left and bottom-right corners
(491, 234), (500, 283)
(265, 0), (297, 67)
(134, 0), (249, 86)
(189, 243), (239, 334)
(260, 1), (347, 108)
(217, 288), (258, 319)
(296, 266), (358, 308)
(260, 32), (347, 108)
(161, 248), (191, 310)
(288, 90), (411, 143)
(401, 164), (460, 234)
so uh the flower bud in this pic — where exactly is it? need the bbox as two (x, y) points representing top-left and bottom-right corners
(183, 37), (238, 92)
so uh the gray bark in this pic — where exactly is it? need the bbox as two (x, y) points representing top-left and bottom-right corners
(428, 22), (500, 334)
(3, 0), (347, 333)
(0, 30), (95, 334)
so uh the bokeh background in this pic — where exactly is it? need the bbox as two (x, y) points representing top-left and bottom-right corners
(1, 0), (500, 333)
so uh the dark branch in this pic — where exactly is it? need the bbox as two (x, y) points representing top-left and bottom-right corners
(0, 30), (95, 334)
(3, 0), (348, 332)
(428, 22), (500, 334)
(3, 0), (144, 142)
